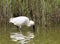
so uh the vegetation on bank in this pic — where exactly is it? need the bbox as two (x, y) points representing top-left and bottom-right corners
(0, 0), (60, 27)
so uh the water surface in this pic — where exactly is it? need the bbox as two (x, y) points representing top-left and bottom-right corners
(0, 25), (60, 44)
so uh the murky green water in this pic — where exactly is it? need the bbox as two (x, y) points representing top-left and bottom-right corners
(0, 24), (60, 44)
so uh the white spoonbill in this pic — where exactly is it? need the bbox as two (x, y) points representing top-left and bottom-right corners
(9, 16), (35, 32)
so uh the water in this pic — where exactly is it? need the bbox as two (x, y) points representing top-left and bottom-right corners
(0, 24), (60, 44)
(10, 32), (34, 44)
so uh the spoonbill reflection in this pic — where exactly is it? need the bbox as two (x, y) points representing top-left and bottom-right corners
(10, 32), (34, 44)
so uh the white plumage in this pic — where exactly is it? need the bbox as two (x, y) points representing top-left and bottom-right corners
(9, 16), (34, 28)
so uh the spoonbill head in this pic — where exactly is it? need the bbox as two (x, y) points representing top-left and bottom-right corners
(27, 20), (35, 27)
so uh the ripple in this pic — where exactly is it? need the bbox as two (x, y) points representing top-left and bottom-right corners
(10, 32), (34, 44)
